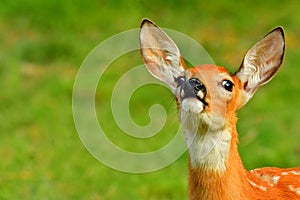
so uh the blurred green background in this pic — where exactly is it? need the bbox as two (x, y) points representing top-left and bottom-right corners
(1, 0), (300, 199)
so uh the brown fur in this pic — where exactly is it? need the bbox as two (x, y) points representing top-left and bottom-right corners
(187, 66), (300, 200)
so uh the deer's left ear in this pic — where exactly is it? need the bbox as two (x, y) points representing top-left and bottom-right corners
(235, 27), (285, 108)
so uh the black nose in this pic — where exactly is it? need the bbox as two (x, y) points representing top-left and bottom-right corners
(189, 78), (206, 93)
(182, 78), (206, 99)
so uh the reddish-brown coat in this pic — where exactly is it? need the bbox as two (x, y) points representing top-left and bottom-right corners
(187, 66), (300, 200)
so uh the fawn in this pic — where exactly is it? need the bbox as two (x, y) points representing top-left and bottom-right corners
(139, 19), (300, 199)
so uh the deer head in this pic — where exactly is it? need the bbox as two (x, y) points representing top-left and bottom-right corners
(139, 19), (284, 169)
(139, 19), (284, 134)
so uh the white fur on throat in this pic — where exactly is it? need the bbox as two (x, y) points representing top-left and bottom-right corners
(185, 128), (231, 172)
(180, 99), (232, 172)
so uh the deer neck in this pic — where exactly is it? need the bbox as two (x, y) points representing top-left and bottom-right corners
(185, 120), (250, 200)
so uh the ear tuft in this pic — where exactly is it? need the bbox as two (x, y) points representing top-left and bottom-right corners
(140, 19), (157, 28)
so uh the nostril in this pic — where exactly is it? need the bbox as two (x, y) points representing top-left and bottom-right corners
(189, 78), (206, 94)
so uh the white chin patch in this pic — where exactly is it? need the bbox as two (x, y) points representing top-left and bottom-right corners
(181, 98), (204, 114)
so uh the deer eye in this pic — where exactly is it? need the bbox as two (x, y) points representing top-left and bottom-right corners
(222, 80), (234, 92)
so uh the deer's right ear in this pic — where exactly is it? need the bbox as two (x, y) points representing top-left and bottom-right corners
(139, 19), (187, 92)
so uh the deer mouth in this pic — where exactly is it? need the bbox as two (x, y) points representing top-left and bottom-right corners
(179, 97), (211, 134)
(181, 98), (206, 114)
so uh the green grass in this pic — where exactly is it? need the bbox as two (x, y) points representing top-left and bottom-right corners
(1, 0), (300, 199)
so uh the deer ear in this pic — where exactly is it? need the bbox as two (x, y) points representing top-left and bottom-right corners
(139, 19), (187, 93)
(235, 27), (285, 108)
